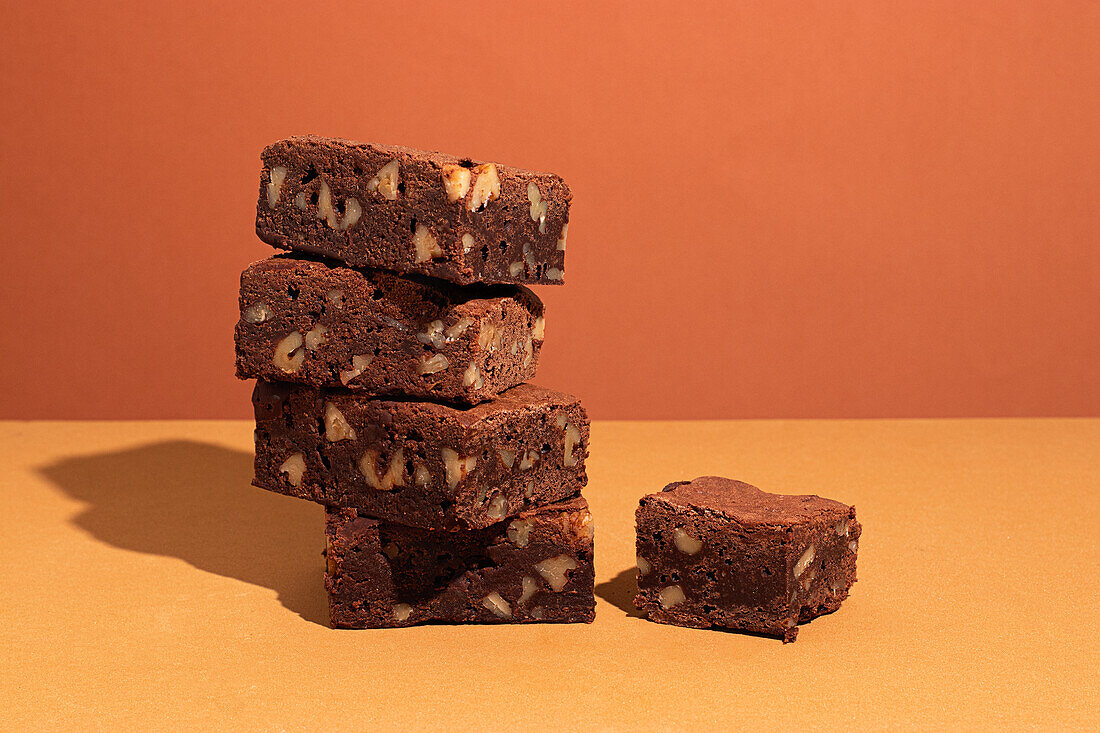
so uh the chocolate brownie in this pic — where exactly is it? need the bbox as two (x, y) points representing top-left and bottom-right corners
(634, 477), (861, 642)
(252, 382), (589, 530)
(235, 255), (544, 404)
(256, 136), (570, 286)
(325, 496), (595, 628)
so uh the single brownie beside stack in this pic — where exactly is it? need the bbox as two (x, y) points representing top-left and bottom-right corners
(634, 477), (860, 642)
(236, 136), (593, 627)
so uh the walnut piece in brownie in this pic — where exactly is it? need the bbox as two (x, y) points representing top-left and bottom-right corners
(325, 496), (595, 628)
(235, 255), (544, 404)
(252, 381), (589, 531)
(256, 136), (570, 286)
(634, 477), (860, 642)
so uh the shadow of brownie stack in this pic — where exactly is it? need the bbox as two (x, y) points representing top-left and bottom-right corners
(234, 136), (594, 627)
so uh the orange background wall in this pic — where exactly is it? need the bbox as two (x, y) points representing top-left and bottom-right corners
(2, 1), (1097, 420)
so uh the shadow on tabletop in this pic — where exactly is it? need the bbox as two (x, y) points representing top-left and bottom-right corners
(596, 568), (644, 618)
(38, 440), (329, 627)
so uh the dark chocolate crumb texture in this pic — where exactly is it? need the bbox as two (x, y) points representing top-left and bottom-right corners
(634, 477), (860, 642)
(253, 381), (589, 531)
(235, 255), (544, 404)
(256, 136), (570, 286)
(325, 496), (595, 628)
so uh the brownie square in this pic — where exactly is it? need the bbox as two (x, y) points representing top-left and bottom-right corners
(256, 136), (570, 286)
(235, 255), (544, 404)
(634, 477), (861, 642)
(252, 381), (589, 531)
(325, 496), (595, 627)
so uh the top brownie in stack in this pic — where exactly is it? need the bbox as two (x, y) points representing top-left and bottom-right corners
(256, 136), (570, 286)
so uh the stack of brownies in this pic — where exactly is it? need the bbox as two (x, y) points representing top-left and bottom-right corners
(234, 136), (595, 627)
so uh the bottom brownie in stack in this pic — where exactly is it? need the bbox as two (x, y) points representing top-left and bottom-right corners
(326, 496), (595, 627)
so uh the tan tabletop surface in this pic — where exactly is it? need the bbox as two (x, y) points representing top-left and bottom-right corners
(2, 419), (1097, 731)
